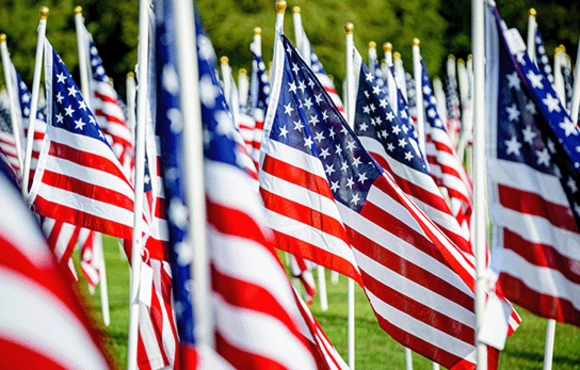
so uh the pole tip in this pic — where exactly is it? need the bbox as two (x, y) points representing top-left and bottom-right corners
(559, 44), (566, 53)
(127, 71), (135, 79)
(293, 6), (301, 14)
(413, 38), (420, 47)
(0, 34), (6, 43)
(369, 41), (376, 49)
(275, 0), (287, 14)
(448, 54), (456, 61)
(383, 42), (392, 53)
(457, 58), (465, 65)
(393, 51), (401, 59)
(239, 68), (247, 75)
(467, 54), (473, 61)
(529, 8), (536, 17)
(254, 27), (262, 36)
(75, 5), (82, 15)
(40, 6), (50, 20)
(220, 56), (229, 65)
(344, 23), (354, 35)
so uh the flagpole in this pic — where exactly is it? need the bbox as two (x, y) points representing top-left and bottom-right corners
(94, 232), (111, 326)
(344, 22), (356, 370)
(412, 39), (425, 157)
(472, 0), (487, 368)
(554, 47), (566, 106)
(220, 56), (232, 106)
(173, 0), (213, 347)
(0, 35), (24, 174)
(238, 68), (249, 108)
(127, 0), (150, 367)
(394, 52), (407, 101)
(543, 319), (556, 370)
(74, 6), (91, 103)
(22, 7), (49, 197)
(569, 35), (580, 124)
(292, 7), (303, 55)
(526, 8), (536, 64)
(126, 72), (137, 147)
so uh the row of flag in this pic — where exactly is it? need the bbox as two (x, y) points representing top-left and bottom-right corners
(1, 0), (580, 369)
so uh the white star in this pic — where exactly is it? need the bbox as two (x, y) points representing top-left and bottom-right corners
(335, 144), (343, 156)
(359, 122), (369, 131)
(536, 148), (551, 167)
(314, 94), (323, 104)
(567, 177), (578, 193)
(293, 120), (304, 131)
(78, 100), (87, 111)
(352, 156), (362, 168)
(365, 72), (374, 82)
(341, 161), (349, 172)
(98, 130), (105, 139)
(74, 118), (85, 130)
(527, 70), (543, 89)
(325, 164), (335, 176)
(559, 117), (578, 137)
(369, 104), (376, 112)
(373, 85), (382, 95)
(322, 110), (329, 121)
(288, 81), (297, 93)
(423, 85), (432, 95)
(292, 63), (300, 73)
(56, 72), (66, 84)
(357, 172), (368, 184)
(319, 147), (330, 159)
(309, 114), (319, 126)
(284, 103), (294, 116)
(525, 100), (537, 114)
(64, 105), (75, 117)
(175, 241), (193, 266)
(304, 136), (314, 149)
(385, 111), (395, 121)
(314, 131), (325, 143)
(346, 141), (356, 151)
(364, 90), (370, 98)
(22, 93), (30, 103)
(506, 72), (521, 90)
(375, 116), (383, 126)
(67, 85), (79, 97)
(330, 180), (340, 192)
(404, 151), (414, 161)
(387, 142), (395, 151)
(278, 126), (289, 138)
(379, 98), (388, 109)
(543, 93), (561, 113)
(308, 78), (315, 88)
(506, 103), (521, 122)
(89, 115), (97, 125)
(351, 193), (360, 205)
(169, 199), (189, 229)
(55, 113), (63, 124)
(297, 80), (306, 93)
(363, 106), (371, 114)
(392, 125), (401, 135)
(521, 125), (536, 144)
(427, 108), (436, 118)
(547, 138), (556, 153)
(345, 177), (354, 189)
(56, 92), (64, 104)
(304, 98), (314, 110)
(380, 130), (389, 139)
(504, 135), (522, 156)
(400, 110), (408, 119)
(398, 138), (407, 148)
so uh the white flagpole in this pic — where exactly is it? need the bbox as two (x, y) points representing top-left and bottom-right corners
(173, 0), (213, 347)
(292, 7), (303, 55)
(74, 6), (91, 103)
(238, 68), (249, 108)
(344, 22), (356, 370)
(412, 39), (425, 157)
(94, 232), (111, 326)
(0, 35), (24, 174)
(472, 0), (487, 368)
(394, 52), (407, 101)
(526, 8), (537, 64)
(127, 0), (150, 367)
(433, 76), (447, 128)
(22, 7), (49, 197)
(126, 72), (137, 148)
(554, 47), (566, 106)
(569, 35), (580, 124)
(220, 56), (232, 106)
(543, 319), (556, 370)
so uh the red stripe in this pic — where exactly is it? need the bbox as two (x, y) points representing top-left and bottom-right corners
(41, 170), (134, 213)
(33, 195), (133, 240)
(262, 154), (334, 200)
(428, 136), (454, 156)
(149, 277), (171, 367)
(499, 184), (579, 232)
(0, 337), (68, 370)
(94, 90), (120, 105)
(498, 273), (580, 326)
(504, 229), (580, 284)
(136, 331), (153, 370)
(215, 332), (289, 370)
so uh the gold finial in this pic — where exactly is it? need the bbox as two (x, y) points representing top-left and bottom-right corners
(40, 6), (50, 20)
(468, 54), (473, 61)
(239, 68), (247, 75)
(127, 71), (135, 79)
(269, 61), (273, 68)
(413, 38), (420, 47)
(559, 44), (566, 53)
(448, 54), (456, 61)
(458, 58), (465, 65)
(293, 6), (301, 13)
(75, 6), (82, 15)
(108, 77), (114, 85)
(369, 41), (376, 49)
(529, 8), (536, 17)
(383, 42), (392, 53)
(345, 23), (354, 35)
(555, 46), (562, 54)
(0, 34), (6, 43)
(220, 56), (229, 65)
(394, 51), (401, 59)
(275, 0), (287, 14)
(254, 27), (262, 36)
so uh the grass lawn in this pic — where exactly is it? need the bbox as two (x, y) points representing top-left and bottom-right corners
(80, 235), (580, 369)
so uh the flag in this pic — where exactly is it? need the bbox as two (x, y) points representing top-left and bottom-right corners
(249, 49), (270, 169)
(486, 4), (580, 326)
(156, 2), (340, 369)
(0, 164), (112, 369)
(0, 91), (20, 175)
(262, 33), (499, 368)
(445, 57), (462, 148)
(289, 255), (317, 304)
(79, 229), (101, 291)
(352, 50), (473, 259)
(533, 28), (555, 85)
(28, 39), (141, 241)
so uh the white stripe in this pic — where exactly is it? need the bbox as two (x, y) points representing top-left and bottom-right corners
(151, 260), (177, 366)
(52, 223), (78, 261)
(262, 138), (328, 181)
(0, 268), (109, 370)
(213, 295), (317, 370)
(501, 249), (580, 309)
(138, 302), (166, 369)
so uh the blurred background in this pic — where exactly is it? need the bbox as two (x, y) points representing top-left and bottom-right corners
(0, 0), (577, 98)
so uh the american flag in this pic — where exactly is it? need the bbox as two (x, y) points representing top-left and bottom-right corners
(445, 57), (462, 148)
(249, 50), (270, 169)
(156, 3), (342, 368)
(83, 24), (134, 177)
(0, 165), (112, 369)
(405, 71), (418, 122)
(0, 91), (20, 175)
(486, 5), (580, 326)
(79, 228), (101, 291)
(28, 40), (141, 241)
(421, 60), (474, 241)
(289, 254), (317, 304)
(262, 34), (496, 368)
(534, 28), (555, 85)
(352, 50), (473, 259)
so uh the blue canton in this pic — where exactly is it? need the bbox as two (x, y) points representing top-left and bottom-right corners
(534, 28), (554, 84)
(270, 35), (381, 213)
(15, 71), (45, 121)
(250, 51), (270, 115)
(88, 39), (110, 83)
(421, 60), (452, 139)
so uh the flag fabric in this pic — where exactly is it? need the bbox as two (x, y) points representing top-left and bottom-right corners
(445, 59), (462, 149)
(263, 33), (502, 368)
(486, 4), (580, 326)
(79, 229), (101, 291)
(420, 60), (473, 241)
(352, 50), (473, 259)
(289, 255), (317, 304)
(533, 28), (554, 85)
(83, 25), (134, 177)
(156, 3), (342, 369)
(0, 164), (113, 370)
(41, 217), (82, 281)
(0, 91), (20, 175)
(405, 71), (418, 122)
(249, 50), (270, 169)
(28, 39), (142, 241)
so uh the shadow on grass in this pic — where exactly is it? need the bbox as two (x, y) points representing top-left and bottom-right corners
(506, 348), (580, 368)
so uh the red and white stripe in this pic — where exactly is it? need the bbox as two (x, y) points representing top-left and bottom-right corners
(251, 107), (265, 170)
(207, 159), (322, 370)
(79, 229), (101, 290)
(0, 171), (112, 369)
(238, 110), (256, 157)
(290, 255), (317, 304)
(41, 217), (81, 281)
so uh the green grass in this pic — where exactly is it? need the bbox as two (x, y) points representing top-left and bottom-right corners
(80, 236), (580, 369)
